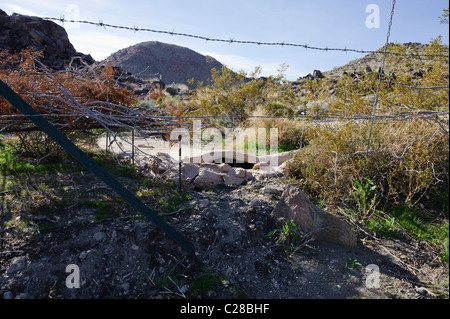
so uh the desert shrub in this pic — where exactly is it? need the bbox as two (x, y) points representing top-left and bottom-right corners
(0, 49), (136, 161)
(246, 106), (313, 152)
(148, 90), (166, 100)
(10, 129), (103, 163)
(182, 65), (298, 126)
(287, 39), (449, 207)
(287, 112), (448, 207)
(0, 48), (136, 124)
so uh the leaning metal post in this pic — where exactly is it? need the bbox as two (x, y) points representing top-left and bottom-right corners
(178, 134), (182, 193)
(0, 80), (194, 252)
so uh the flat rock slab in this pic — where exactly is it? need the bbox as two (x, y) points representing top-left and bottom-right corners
(193, 167), (224, 188)
(272, 184), (357, 248)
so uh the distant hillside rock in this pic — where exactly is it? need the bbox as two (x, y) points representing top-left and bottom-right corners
(104, 41), (224, 87)
(290, 42), (449, 110)
(0, 10), (94, 69)
(295, 42), (444, 83)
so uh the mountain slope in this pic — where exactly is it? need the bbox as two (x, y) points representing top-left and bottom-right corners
(104, 41), (224, 86)
(322, 42), (447, 80)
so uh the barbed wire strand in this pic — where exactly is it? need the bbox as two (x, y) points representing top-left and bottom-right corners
(40, 16), (449, 59)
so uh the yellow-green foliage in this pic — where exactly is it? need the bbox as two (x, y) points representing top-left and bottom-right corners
(287, 119), (449, 205)
(287, 39), (449, 206)
(184, 65), (297, 125)
(164, 39), (448, 207)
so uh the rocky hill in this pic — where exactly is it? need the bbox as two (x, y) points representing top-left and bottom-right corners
(103, 41), (224, 87)
(0, 9), (94, 69)
(296, 42), (448, 83)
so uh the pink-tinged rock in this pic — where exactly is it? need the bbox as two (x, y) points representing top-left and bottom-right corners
(272, 184), (357, 248)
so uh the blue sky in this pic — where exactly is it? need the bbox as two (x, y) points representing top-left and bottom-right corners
(1, 0), (449, 80)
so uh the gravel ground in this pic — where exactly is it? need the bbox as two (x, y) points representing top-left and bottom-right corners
(1, 173), (448, 299)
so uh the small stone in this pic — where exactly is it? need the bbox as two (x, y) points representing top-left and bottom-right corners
(249, 199), (264, 207)
(122, 282), (130, 292)
(261, 170), (277, 179)
(272, 279), (280, 289)
(7, 256), (27, 275)
(253, 162), (268, 170)
(131, 244), (139, 251)
(79, 251), (88, 260)
(198, 199), (210, 209)
(3, 291), (14, 299)
(262, 185), (284, 196)
(180, 284), (189, 294)
(415, 287), (435, 297)
(223, 172), (245, 187)
(235, 168), (246, 178)
(218, 163), (232, 173)
(93, 232), (106, 241)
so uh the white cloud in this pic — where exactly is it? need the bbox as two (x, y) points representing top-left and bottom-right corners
(68, 30), (142, 60)
(200, 51), (267, 75)
(4, 3), (39, 16)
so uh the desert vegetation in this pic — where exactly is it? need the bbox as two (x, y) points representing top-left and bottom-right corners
(150, 39), (449, 263)
(0, 36), (448, 298)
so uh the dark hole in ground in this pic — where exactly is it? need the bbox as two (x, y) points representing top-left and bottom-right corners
(212, 157), (255, 170)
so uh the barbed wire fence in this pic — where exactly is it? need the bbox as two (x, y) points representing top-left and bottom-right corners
(362, 0), (397, 184)
(0, 1), (449, 195)
(40, 16), (448, 58)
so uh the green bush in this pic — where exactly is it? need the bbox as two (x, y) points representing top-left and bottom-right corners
(286, 39), (449, 207)
(182, 65), (298, 126)
(286, 119), (449, 206)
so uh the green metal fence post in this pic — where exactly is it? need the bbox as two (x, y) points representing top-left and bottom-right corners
(0, 80), (194, 252)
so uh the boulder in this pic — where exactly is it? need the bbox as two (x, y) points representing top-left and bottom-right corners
(165, 87), (178, 96)
(312, 69), (324, 79)
(253, 162), (268, 170)
(218, 163), (232, 173)
(258, 150), (296, 168)
(199, 162), (221, 173)
(272, 185), (357, 248)
(0, 12), (94, 69)
(6, 256), (27, 275)
(262, 185), (284, 196)
(162, 162), (199, 184)
(234, 168), (246, 178)
(223, 168), (246, 187)
(193, 167), (224, 188)
(301, 69), (324, 81)
(181, 163), (200, 183)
